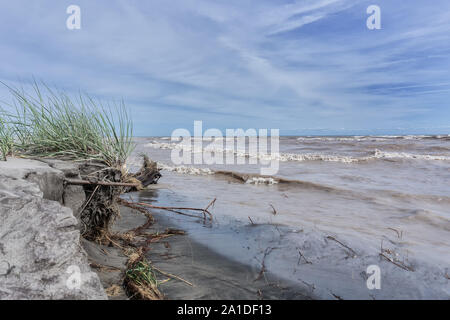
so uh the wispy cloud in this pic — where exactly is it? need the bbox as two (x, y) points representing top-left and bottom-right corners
(0, 0), (449, 135)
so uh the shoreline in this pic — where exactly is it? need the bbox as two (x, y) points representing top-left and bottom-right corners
(130, 185), (450, 300)
(123, 205), (313, 300)
(1, 157), (448, 300)
(83, 202), (313, 300)
(0, 156), (305, 299)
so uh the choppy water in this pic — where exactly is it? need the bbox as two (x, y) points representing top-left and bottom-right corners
(127, 135), (450, 292)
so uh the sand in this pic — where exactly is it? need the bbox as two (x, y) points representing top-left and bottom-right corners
(85, 204), (312, 300)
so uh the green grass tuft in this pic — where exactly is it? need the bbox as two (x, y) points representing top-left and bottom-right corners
(126, 260), (158, 287)
(0, 81), (134, 167)
(0, 116), (14, 161)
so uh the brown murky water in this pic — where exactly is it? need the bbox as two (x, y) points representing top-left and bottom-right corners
(126, 136), (450, 299)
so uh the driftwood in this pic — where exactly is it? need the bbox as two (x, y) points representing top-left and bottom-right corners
(65, 179), (140, 187)
(128, 155), (161, 191)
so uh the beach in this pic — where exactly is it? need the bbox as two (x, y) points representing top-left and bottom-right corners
(1, 0), (449, 304)
(0, 135), (449, 300)
(110, 204), (312, 299)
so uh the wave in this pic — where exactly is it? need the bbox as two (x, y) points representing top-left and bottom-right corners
(145, 141), (364, 163)
(134, 160), (450, 206)
(146, 141), (450, 163)
(295, 135), (450, 141)
(397, 209), (450, 232)
(376, 189), (450, 205)
(373, 150), (450, 161)
(296, 136), (389, 142)
(214, 171), (279, 185)
(153, 163), (339, 189)
(157, 163), (214, 175)
(213, 171), (350, 192)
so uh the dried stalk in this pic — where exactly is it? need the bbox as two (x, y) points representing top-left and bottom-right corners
(326, 236), (357, 257)
(65, 178), (140, 187)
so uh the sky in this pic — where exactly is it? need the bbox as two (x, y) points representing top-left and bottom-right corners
(0, 0), (449, 136)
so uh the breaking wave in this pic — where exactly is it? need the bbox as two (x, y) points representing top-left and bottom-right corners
(145, 141), (450, 163)
(157, 163), (214, 175)
(372, 150), (450, 161)
(296, 135), (450, 141)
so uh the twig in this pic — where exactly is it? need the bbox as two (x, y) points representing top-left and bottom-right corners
(131, 216), (154, 235)
(152, 266), (194, 287)
(80, 185), (99, 213)
(202, 198), (216, 221)
(269, 204), (277, 215)
(326, 236), (357, 257)
(297, 250), (312, 265)
(329, 290), (344, 300)
(118, 198), (152, 217)
(165, 228), (185, 235)
(89, 262), (121, 272)
(133, 202), (214, 221)
(105, 234), (125, 249)
(387, 227), (403, 239)
(255, 247), (276, 281)
(204, 198), (216, 211)
(299, 279), (315, 292)
(248, 216), (255, 225)
(257, 289), (263, 300)
(379, 253), (414, 271)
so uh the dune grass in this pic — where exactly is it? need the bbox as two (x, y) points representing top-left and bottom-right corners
(0, 116), (14, 161)
(0, 81), (134, 167)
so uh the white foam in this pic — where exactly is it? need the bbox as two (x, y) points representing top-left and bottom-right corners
(244, 177), (279, 185)
(157, 163), (214, 175)
(145, 141), (450, 164)
(372, 150), (450, 161)
(296, 136), (390, 142)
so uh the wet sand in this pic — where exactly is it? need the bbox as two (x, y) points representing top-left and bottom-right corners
(130, 187), (450, 300)
(85, 188), (449, 300)
(142, 210), (312, 300)
(85, 204), (312, 300)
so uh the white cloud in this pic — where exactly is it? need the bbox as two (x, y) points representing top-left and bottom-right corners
(0, 0), (449, 134)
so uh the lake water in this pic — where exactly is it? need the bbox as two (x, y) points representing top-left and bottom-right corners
(127, 135), (450, 299)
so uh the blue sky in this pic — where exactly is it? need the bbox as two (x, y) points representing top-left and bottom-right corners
(0, 0), (449, 136)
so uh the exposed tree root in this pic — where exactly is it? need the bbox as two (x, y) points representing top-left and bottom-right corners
(75, 155), (205, 299)
(79, 162), (123, 241)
